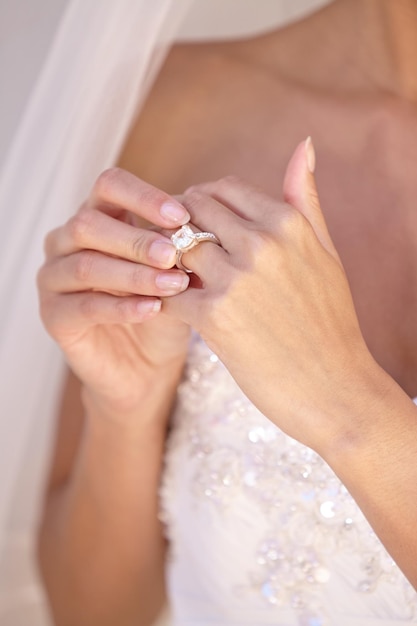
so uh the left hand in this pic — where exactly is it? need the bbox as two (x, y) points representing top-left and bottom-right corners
(164, 139), (388, 455)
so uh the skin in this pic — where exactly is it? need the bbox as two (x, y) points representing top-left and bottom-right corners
(37, 0), (417, 623)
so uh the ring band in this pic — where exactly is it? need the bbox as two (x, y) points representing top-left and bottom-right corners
(171, 224), (221, 271)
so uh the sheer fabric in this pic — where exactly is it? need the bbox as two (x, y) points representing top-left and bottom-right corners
(0, 1), (191, 621)
(161, 336), (417, 625)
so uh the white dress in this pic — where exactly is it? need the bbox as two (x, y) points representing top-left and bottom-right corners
(160, 334), (417, 626)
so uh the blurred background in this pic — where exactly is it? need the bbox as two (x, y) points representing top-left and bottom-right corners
(0, 0), (328, 166)
(0, 1), (328, 625)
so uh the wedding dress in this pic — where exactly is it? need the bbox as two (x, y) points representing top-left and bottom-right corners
(160, 335), (417, 625)
(1, 0), (413, 624)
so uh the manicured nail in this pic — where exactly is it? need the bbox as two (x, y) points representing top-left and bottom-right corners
(138, 299), (161, 316)
(305, 136), (316, 174)
(155, 272), (190, 292)
(160, 201), (190, 224)
(149, 240), (176, 266)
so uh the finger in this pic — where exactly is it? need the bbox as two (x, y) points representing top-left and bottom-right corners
(39, 251), (190, 297)
(185, 175), (281, 224)
(174, 237), (229, 278)
(162, 284), (206, 331)
(42, 293), (162, 336)
(45, 209), (177, 269)
(91, 167), (190, 228)
(283, 138), (339, 258)
(178, 190), (247, 253)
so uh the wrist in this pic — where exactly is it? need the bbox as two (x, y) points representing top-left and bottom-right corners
(81, 356), (185, 427)
(319, 360), (415, 474)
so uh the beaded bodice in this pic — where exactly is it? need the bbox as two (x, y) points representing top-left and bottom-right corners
(159, 334), (417, 625)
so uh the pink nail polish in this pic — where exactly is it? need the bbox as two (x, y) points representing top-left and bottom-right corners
(160, 202), (190, 224)
(305, 136), (316, 174)
(138, 299), (161, 316)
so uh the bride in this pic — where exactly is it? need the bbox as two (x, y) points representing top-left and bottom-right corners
(36, 0), (417, 624)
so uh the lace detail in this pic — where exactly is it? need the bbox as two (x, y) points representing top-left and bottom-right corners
(160, 334), (417, 624)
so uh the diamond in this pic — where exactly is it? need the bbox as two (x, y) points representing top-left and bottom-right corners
(171, 225), (195, 250)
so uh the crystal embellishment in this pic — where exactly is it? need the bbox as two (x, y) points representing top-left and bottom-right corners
(171, 224), (196, 250)
(159, 334), (417, 623)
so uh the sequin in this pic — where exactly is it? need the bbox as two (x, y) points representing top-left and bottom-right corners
(159, 334), (417, 623)
(319, 501), (336, 519)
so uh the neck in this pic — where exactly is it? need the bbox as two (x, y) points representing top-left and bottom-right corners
(338, 0), (417, 100)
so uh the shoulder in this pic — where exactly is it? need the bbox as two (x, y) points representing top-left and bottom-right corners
(117, 36), (290, 192)
(118, 10), (332, 192)
(118, 41), (238, 191)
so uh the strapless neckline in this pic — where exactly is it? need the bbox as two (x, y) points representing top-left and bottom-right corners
(160, 335), (417, 625)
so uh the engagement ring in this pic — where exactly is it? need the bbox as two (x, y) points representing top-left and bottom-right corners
(171, 224), (220, 271)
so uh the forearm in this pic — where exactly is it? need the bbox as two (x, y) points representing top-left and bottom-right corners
(324, 367), (417, 589)
(38, 366), (183, 626)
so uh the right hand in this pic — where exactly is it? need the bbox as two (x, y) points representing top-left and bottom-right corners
(38, 168), (191, 414)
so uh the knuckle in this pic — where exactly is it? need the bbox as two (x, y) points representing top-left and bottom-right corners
(36, 260), (57, 293)
(36, 264), (47, 291)
(275, 206), (306, 240)
(183, 184), (198, 195)
(78, 293), (98, 320)
(207, 175), (242, 197)
(73, 250), (96, 283)
(43, 229), (57, 258)
(233, 229), (280, 274)
(37, 292), (50, 322)
(138, 185), (163, 207)
(130, 230), (149, 260)
(39, 295), (59, 334)
(218, 174), (242, 188)
(183, 189), (206, 212)
(128, 263), (147, 290)
(66, 210), (94, 246)
(94, 167), (124, 198)
(247, 228), (277, 259)
(114, 297), (136, 322)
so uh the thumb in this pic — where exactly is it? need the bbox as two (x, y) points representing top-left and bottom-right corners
(283, 137), (338, 258)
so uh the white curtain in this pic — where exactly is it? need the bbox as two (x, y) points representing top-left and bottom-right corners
(0, 1), (329, 624)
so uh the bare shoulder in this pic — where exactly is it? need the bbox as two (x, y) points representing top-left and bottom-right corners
(118, 38), (281, 191)
(118, 5), (339, 193)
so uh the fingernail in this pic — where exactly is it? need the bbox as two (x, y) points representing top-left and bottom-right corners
(160, 201), (190, 224)
(155, 271), (190, 292)
(149, 240), (176, 266)
(138, 299), (161, 316)
(305, 136), (316, 174)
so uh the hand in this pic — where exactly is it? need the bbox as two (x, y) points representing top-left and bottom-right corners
(164, 140), (386, 454)
(38, 168), (191, 414)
